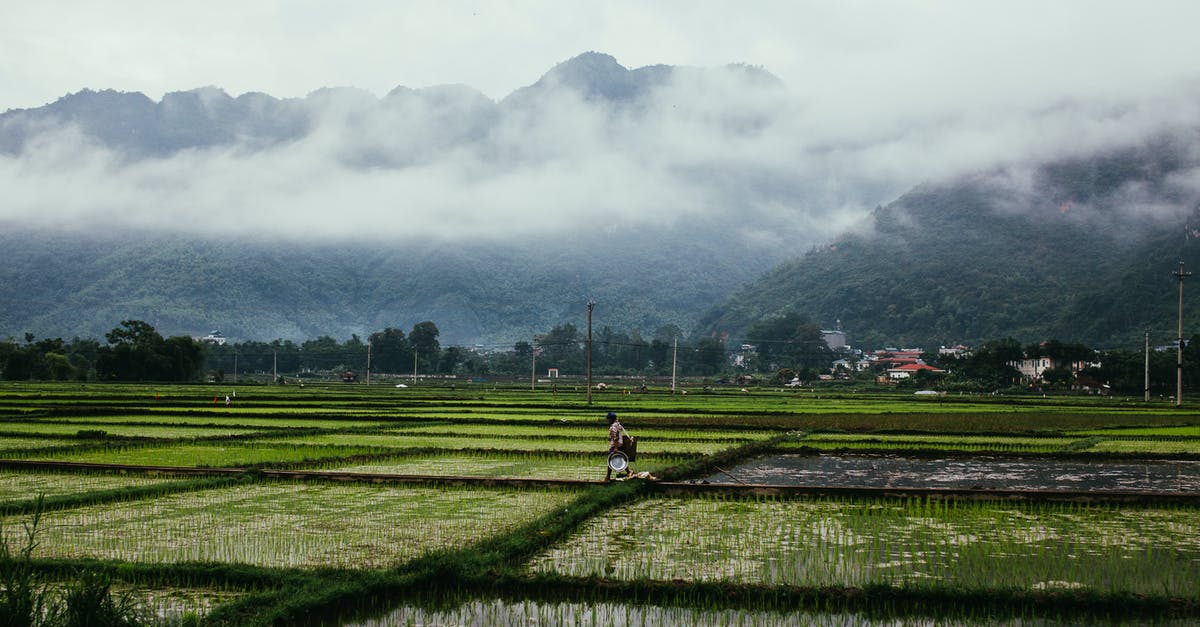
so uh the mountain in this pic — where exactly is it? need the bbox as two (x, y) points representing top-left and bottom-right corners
(0, 87), (311, 158)
(0, 53), (802, 345)
(0, 52), (782, 162)
(4, 53), (1200, 349)
(698, 136), (1200, 350)
(0, 220), (774, 346)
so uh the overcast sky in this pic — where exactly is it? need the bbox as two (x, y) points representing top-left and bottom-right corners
(3, 1), (1200, 242)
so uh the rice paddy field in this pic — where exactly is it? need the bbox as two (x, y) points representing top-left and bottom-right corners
(0, 381), (1197, 626)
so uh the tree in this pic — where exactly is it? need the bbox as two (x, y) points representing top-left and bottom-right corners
(1041, 366), (1073, 387)
(299, 336), (341, 371)
(96, 320), (205, 381)
(688, 336), (727, 376)
(104, 320), (162, 347)
(161, 336), (206, 381)
(945, 338), (1023, 389)
(771, 368), (797, 385)
(409, 321), (440, 373)
(44, 353), (75, 381)
(99, 321), (172, 381)
(538, 323), (583, 374)
(368, 328), (412, 375)
(1, 345), (36, 380)
(437, 346), (465, 374)
(744, 312), (832, 373)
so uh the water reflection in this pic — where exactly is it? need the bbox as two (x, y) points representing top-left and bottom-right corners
(345, 597), (1130, 627)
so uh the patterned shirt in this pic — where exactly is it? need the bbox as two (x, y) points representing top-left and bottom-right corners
(608, 420), (623, 449)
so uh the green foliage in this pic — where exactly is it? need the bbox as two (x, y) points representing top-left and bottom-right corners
(1090, 334), (1200, 393)
(0, 337), (96, 382)
(95, 320), (206, 382)
(699, 147), (1200, 351)
(367, 327), (411, 374)
(0, 497), (147, 627)
(0, 496), (50, 627)
(935, 338), (1023, 390)
(744, 312), (831, 373)
(57, 570), (143, 627)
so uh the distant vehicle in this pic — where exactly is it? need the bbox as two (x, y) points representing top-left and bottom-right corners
(914, 390), (942, 396)
(395, 383), (408, 388)
(784, 378), (803, 387)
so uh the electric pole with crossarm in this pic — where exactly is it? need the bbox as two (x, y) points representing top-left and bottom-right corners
(1174, 261), (1191, 407)
(586, 301), (595, 405)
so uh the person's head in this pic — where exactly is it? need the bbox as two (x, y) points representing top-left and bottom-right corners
(606, 411), (617, 424)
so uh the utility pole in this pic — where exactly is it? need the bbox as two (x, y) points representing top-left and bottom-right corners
(413, 350), (418, 385)
(273, 350), (277, 384)
(366, 339), (371, 386)
(1174, 261), (1192, 407)
(671, 336), (678, 394)
(531, 335), (538, 391)
(233, 351), (238, 384)
(586, 301), (595, 405)
(1144, 329), (1150, 402)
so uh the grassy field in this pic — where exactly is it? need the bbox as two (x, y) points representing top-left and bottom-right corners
(0, 381), (1197, 626)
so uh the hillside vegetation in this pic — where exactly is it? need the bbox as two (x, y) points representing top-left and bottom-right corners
(700, 138), (1200, 349)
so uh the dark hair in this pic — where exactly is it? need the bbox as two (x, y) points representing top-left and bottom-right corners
(606, 412), (617, 422)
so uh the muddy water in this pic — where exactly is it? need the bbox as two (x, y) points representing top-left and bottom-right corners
(709, 453), (1200, 492)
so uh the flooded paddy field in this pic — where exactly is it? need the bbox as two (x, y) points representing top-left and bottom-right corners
(710, 453), (1200, 492)
(529, 494), (1200, 595)
(344, 596), (1188, 627)
(3, 382), (1199, 625)
(323, 451), (690, 481)
(1, 481), (576, 569)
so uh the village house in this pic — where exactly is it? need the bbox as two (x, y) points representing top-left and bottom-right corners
(886, 362), (946, 381)
(1008, 355), (1099, 381)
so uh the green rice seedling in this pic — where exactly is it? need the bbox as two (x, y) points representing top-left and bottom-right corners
(0, 496), (52, 627)
(48, 415), (391, 430)
(1, 483), (578, 570)
(324, 451), (692, 481)
(18, 442), (393, 467)
(0, 471), (172, 504)
(55, 569), (146, 627)
(383, 422), (770, 443)
(1088, 440), (1200, 455)
(528, 494), (1200, 597)
(0, 438), (87, 455)
(1068, 426), (1200, 438)
(0, 423), (269, 439)
(260, 433), (736, 456)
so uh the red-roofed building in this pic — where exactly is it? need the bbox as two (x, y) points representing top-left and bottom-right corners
(887, 363), (945, 381)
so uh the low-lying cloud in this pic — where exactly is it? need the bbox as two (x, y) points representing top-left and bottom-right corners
(2, 56), (1199, 250)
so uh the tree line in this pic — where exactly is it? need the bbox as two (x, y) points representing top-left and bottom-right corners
(3, 315), (1200, 394)
(918, 337), (1200, 394)
(0, 320), (206, 382)
(0, 313), (831, 382)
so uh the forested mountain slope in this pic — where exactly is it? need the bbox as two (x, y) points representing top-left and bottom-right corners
(699, 137), (1200, 350)
(0, 223), (766, 346)
(5, 51), (1200, 349)
(0, 53), (803, 344)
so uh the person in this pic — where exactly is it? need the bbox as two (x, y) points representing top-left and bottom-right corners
(605, 411), (632, 481)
